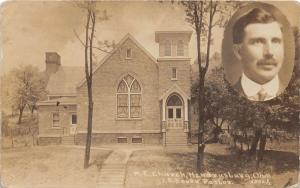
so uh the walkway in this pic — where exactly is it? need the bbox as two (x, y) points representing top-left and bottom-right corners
(97, 149), (132, 188)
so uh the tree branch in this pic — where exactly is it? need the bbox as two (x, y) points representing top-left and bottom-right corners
(85, 9), (91, 80)
(73, 29), (86, 47)
(89, 10), (96, 84)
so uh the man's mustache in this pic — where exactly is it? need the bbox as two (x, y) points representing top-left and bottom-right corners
(257, 58), (278, 65)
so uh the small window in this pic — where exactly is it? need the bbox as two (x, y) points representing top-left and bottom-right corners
(52, 112), (60, 127)
(177, 40), (184, 56)
(132, 137), (143, 144)
(117, 137), (128, 143)
(168, 109), (173, 119)
(172, 67), (177, 80)
(176, 108), (181, 119)
(164, 40), (171, 56)
(71, 114), (77, 125)
(126, 48), (132, 58)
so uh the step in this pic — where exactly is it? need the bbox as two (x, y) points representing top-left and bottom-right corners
(100, 173), (125, 177)
(101, 164), (125, 169)
(98, 178), (124, 182)
(97, 183), (124, 188)
(101, 168), (125, 173)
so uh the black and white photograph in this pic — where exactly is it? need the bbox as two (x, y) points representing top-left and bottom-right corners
(0, 1), (299, 188)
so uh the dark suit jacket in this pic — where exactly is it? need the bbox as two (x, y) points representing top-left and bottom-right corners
(232, 76), (285, 100)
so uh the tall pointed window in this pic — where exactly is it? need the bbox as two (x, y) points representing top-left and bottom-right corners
(177, 40), (184, 56)
(117, 75), (142, 119)
(164, 40), (171, 56)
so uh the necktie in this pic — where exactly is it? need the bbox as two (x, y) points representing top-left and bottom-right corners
(257, 88), (268, 101)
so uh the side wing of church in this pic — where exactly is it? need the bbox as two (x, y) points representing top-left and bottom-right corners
(37, 31), (193, 146)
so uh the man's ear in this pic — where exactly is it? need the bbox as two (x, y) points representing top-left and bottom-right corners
(233, 44), (242, 60)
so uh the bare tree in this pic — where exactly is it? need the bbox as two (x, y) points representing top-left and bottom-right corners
(4, 65), (46, 124)
(74, 1), (114, 169)
(181, 0), (238, 172)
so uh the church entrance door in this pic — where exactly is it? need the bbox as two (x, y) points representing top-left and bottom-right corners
(166, 94), (183, 129)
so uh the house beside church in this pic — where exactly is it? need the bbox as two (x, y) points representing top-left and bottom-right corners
(37, 31), (196, 146)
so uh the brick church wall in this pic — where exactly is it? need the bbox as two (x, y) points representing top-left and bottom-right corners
(76, 38), (160, 136)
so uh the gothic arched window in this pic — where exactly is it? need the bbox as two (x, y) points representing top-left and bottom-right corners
(164, 40), (171, 56)
(117, 75), (142, 118)
(177, 40), (184, 56)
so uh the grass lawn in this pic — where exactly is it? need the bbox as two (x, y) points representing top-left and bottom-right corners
(125, 141), (298, 188)
(1, 146), (112, 188)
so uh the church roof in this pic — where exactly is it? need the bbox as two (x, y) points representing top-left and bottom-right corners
(46, 66), (84, 95)
(46, 33), (156, 95)
(37, 97), (77, 106)
(77, 33), (157, 88)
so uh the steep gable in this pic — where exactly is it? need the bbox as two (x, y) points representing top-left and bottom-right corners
(77, 33), (157, 88)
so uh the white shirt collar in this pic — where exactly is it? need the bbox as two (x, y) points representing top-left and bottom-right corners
(241, 73), (279, 100)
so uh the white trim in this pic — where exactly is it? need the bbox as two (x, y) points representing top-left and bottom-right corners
(161, 87), (190, 122)
(159, 84), (190, 100)
(162, 99), (166, 121)
(176, 40), (184, 56)
(70, 112), (77, 125)
(52, 112), (60, 128)
(116, 75), (142, 119)
(171, 67), (177, 80)
(117, 137), (128, 144)
(131, 136), (143, 144)
(155, 31), (193, 42)
(164, 40), (172, 56)
(76, 33), (157, 88)
(126, 48), (132, 58)
(37, 102), (77, 106)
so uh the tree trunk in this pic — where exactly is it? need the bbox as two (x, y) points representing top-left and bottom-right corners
(18, 105), (25, 124)
(197, 76), (205, 172)
(250, 130), (261, 155)
(10, 128), (14, 148)
(256, 134), (267, 169)
(30, 105), (35, 115)
(84, 84), (93, 168)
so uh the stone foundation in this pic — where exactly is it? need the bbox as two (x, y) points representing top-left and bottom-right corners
(38, 136), (61, 145)
(75, 133), (162, 145)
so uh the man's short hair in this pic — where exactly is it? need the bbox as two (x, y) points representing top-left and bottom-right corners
(232, 8), (278, 44)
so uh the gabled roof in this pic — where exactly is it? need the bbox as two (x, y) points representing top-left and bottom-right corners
(46, 66), (84, 95)
(155, 30), (193, 43)
(37, 97), (77, 106)
(159, 83), (190, 100)
(77, 33), (157, 88)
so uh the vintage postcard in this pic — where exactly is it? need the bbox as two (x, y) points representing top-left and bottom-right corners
(1, 1), (299, 188)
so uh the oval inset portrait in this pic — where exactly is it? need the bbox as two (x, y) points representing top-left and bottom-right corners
(222, 2), (295, 102)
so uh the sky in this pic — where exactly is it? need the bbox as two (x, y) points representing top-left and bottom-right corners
(0, 1), (299, 74)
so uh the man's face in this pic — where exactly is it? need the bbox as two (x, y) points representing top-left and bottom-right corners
(234, 22), (284, 84)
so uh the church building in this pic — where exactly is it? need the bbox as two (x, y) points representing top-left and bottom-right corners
(37, 31), (193, 146)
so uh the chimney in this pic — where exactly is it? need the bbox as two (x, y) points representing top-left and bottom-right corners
(45, 52), (61, 76)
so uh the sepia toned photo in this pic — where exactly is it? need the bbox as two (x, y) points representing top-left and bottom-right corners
(0, 1), (299, 188)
